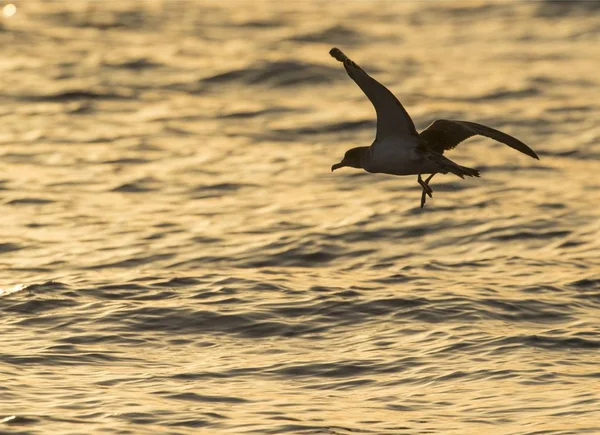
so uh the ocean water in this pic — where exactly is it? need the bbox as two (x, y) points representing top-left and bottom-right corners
(1, 1), (599, 434)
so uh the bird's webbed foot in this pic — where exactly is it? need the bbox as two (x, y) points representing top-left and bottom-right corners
(420, 189), (428, 209)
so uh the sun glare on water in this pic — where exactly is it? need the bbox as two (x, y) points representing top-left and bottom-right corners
(0, 284), (25, 297)
(3, 3), (17, 18)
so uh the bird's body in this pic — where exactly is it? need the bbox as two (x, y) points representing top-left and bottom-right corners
(328, 47), (539, 207)
(360, 140), (432, 176)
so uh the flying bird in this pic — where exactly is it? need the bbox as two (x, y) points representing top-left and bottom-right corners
(329, 47), (539, 208)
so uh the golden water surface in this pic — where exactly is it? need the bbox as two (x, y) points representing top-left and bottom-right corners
(1, 1), (599, 434)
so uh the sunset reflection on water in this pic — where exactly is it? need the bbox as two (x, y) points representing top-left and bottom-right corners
(1, 1), (599, 434)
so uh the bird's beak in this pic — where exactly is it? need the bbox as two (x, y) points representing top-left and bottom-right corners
(331, 162), (345, 172)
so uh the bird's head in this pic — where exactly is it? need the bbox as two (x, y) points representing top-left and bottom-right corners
(331, 147), (369, 172)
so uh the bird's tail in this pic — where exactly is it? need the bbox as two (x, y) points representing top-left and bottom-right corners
(428, 153), (480, 179)
(456, 165), (480, 178)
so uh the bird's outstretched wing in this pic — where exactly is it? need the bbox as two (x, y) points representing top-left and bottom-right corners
(420, 119), (539, 159)
(330, 47), (420, 142)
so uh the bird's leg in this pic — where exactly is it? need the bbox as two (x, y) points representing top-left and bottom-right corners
(417, 174), (433, 197)
(419, 173), (436, 209)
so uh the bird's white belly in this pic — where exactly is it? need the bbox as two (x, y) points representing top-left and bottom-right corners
(366, 143), (431, 176)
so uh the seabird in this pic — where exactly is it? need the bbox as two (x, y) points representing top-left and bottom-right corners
(329, 48), (539, 208)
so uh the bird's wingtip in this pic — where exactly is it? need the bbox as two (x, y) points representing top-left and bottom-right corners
(526, 149), (540, 160)
(329, 47), (347, 62)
